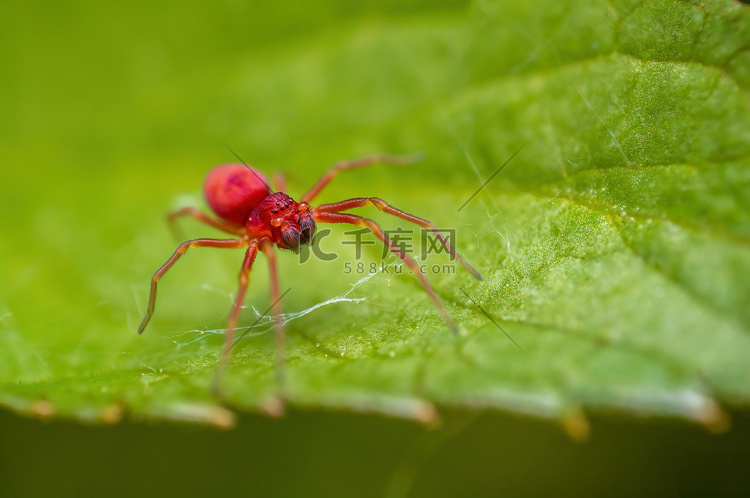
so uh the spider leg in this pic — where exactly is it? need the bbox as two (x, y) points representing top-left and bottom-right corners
(223, 241), (260, 355)
(167, 206), (245, 237)
(138, 238), (247, 334)
(213, 241), (259, 396)
(314, 198), (482, 280)
(302, 154), (421, 203)
(272, 171), (287, 193)
(313, 211), (458, 332)
(259, 240), (287, 398)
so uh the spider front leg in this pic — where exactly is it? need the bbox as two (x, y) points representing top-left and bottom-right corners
(138, 238), (247, 334)
(302, 154), (421, 203)
(316, 198), (482, 280)
(313, 211), (458, 332)
(259, 240), (287, 397)
(223, 242), (260, 356)
(213, 241), (259, 396)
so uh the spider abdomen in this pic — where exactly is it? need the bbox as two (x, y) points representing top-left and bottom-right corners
(204, 164), (272, 225)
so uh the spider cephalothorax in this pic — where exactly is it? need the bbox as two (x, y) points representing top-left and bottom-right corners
(249, 192), (316, 253)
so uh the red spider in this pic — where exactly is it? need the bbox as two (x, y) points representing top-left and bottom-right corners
(138, 155), (481, 374)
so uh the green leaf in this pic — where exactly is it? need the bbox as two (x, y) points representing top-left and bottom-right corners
(1, 0), (749, 432)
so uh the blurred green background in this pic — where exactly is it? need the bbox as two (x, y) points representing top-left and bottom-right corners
(2, 0), (750, 494)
